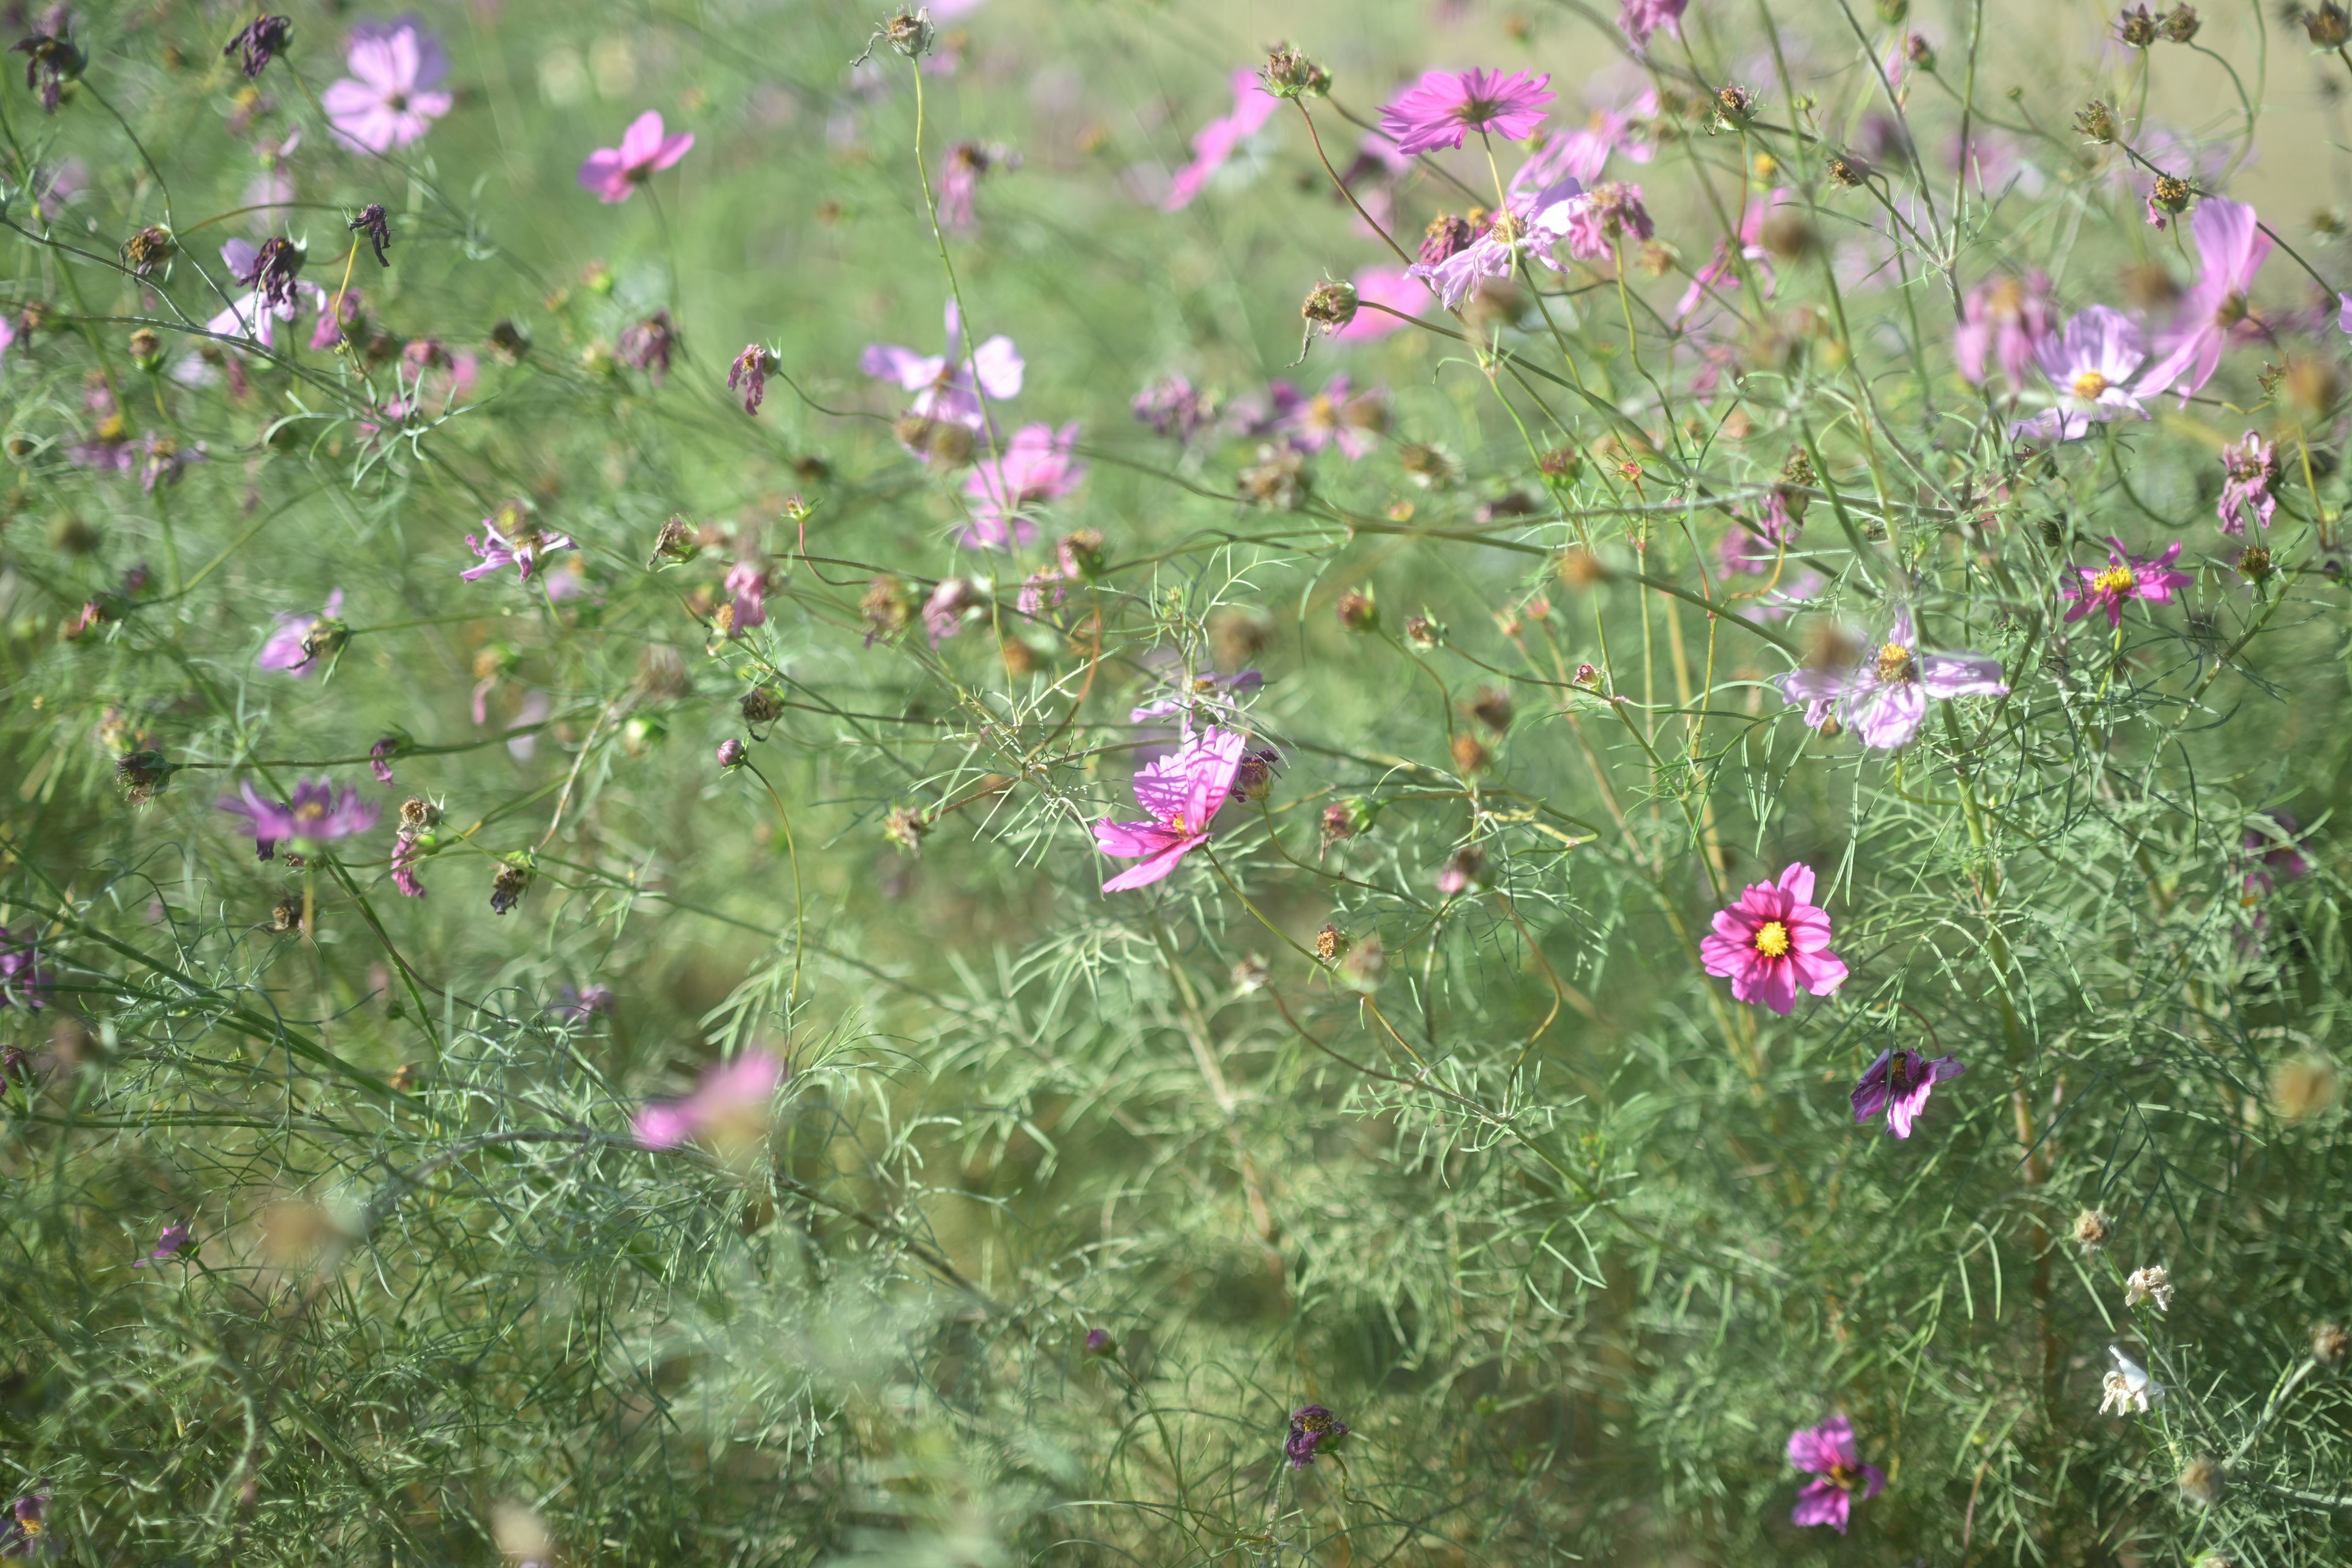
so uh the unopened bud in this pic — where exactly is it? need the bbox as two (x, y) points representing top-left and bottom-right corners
(716, 737), (748, 767)
(2308, 1), (2351, 47)
(1264, 43), (1330, 98)
(1335, 588), (1377, 631)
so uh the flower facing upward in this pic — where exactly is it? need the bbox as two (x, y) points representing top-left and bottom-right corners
(1774, 607), (2008, 750)
(1787, 1415), (1885, 1533)
(1286, 1404), (1349, 1468)
(861, 301), (1023, 431)
(2217, 431), (2278, 534)
(463, 511), (576, 584)
(1, 1490), (47, 1555)
(1850, 1049), (1967, 1137)
(962, 421), (1085, 549)
(2062, 538), (2191, 627)
(2135, 198), (2271, 403)
(322, 18), (452, 153)
(578, 110), (695, 203)
(2008, 305), (2149, 443)
(1164, 69), (1280, 211)
(1700, 862), (1849, 1014)
(1379, 69), (1554, 156)
(1093, 726), (1248, 892)
(217, 778), (381, 859)
(632, 1049), (785, 1151)
(258, 587), (345, 676)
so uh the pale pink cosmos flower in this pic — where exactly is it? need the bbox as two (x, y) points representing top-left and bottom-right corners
(1774, 607), (2008, 749)
(1954, 271), (2055, 389)
(1409, 176), (1585, 309)
(1850, 1048), (1967, 1137)
(2062, 538), (2191, 627)
(462, 515), (576, 582)
(258, 587), (344, 674)
(724, 559), (769, 632)
(1700, 862), (1848, 1015)
(1562, 181), (1652, 262)
(1278, 374), (1385, 460)
(1511, 92), (1656, 195)
(2007, 305), (2149, 444)
(578, 110), (694, 203)
(861, 301), (1022, 430)
(1618, 0), (1688, 45)
(1164, 69), (1280, 211)
(1335, 266), (1425, 338)
(322, 17), (452, 154)
(2339, 292), (2352, 335)
(632, 1049), (785, 1150)
(1093, 726), (1248, 892)
(962, 421), (1084, 549)
(1379, 69), (1553, 156)
(1676, 187), (1790, 318)
(2217, 430), (2278, 533)
(2135, 197), (2271, 403)
(1787, 1415), (1886, 1533)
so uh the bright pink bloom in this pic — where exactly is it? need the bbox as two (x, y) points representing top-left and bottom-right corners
(1164, 69), (1280, 211)
(962, 421), (1084, 549)
(322, 18), (451, 153)
(1093, 726), (1248, 892)
(861, 301), (1022, 430)
(2062, 538), (2191, 627)
(633, 1049), (784, 1150)
(1618, 0), (1688, 45)
(1954, 271), (2054, 389)
(258, 587), (344, 674)
(1700, 862), (1848, 1015)
(135, 1224), (193, 1264)
(2135, 197), (2271, 403)
(1787, 1415), (1886, 1532)
(1379, 69), (1553, 157)
(216, 778), (380, 860)
(578, 110), (693, 203)
(2217, 430), (2278, 533)
(1335, 267), (1426, 338)
(2007, 305), (2148, 444)
(1850, 1049), (1967, 1138)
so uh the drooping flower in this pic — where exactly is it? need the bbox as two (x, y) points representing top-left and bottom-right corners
(136, 1223), (192, 1264)
(322, 18), (452, 153)
(727, 344), (776, 415)
(224, 14), (293, 79)
(1954, 271), (2056, 389)
(1164, 68), (1281, 211)
(1700, 862), (1849, 1015)
(1285, 1404), (1349, 1468)
(349, 202), (393, 265)
(1675, 187), (1790, 319)
(0, 924), (51, 1011)
(1774, 607), (2008, 749)
(723, 558), (769, 632)
(1850, 1049), (1967, 1137)
(1618, 0), (1689, 46)
(1093, 726), (1248, 892)
(216, 778), (381, 859)
(2100, 1346), (2163, 1414)
(962, 421), (1084, 549)
(633, 1049), (785, 1150)
(390, 810), (429, 897)
(921, 577), (984, 644)
(578, 110), (694, 203)
(207, 238), (322, 348)
(2061, 538), (2191, 627)
(1562, 181), (1653, 262)
(2217, 430), (2278, 534)
(2006, 304), (2149, 443)
(258, 587), (346, 675)
(2135, 197), (2271, 402)
(462, 511), (576, 583)
(1380, 69), (1553, 156)
(617, 312), (678, 382)
(1409, 177), (1585, 309)
(861, 301), (1023, 431)
(2125, 1264), (2174, 1311)
(1786, 1415), (1886, 1534)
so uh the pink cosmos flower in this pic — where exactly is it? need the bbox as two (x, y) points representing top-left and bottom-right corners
(2217, 431), (2278, 533)
(1562, 181), (1653, 262)
(217, 778), (380, 860)
(258, 587), (345, 674)
(962, 421), (1084, 549)
(391, 829), (428, 897)
(1699, 862), (1848, 1015)
(1379, 69), (1553, 157)
(1675, 187), (1790, 318)
(322, 17), (452, 154)
(2007, 305), (2149, 444)
(135, 1223), (193, 1265)
(1093, 726), (1248, 892)
(1409, 176), (1585, 309)
(1954, 271), (2055, 390)
(578, 110), (694, 203)
(1774, 607), (2008, 750)
(1850, 1048), (1967, 1137)
(1335, 266), (1425, 338)
(922, 577), (984, 644)
(462, 515), (576, 583)
(633, 1049), (784, 1150)
(1164, 69), (1280, 211)
(1618, 0), (1688, 45)
(2062, 538), (2192, 627)
(2135, 197), (2271, 403)
(861, 301), (1022, 430)
(1278, 374), (1385, 460)
(1787, 1415), (1886, 1532)
(724, 558), (769, 633)
(1512, 92), (1656, 195)
(2339, 292), (2352, 336)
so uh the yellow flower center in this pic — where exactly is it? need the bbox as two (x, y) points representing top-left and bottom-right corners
(2071, 370), (2109, 400)
(2091, 565), (2136, 595)
(1753, 920), (1792, 957)
(1874, 641), (1915, 683)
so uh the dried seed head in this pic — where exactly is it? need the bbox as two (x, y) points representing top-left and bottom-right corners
(739, 687), (785, 725)
(2313, 1321), (2349, 1367)
(2306, 1), (2351, 48)
(1314, 924), (1348, 962)
(2271, 1054), (2340, 1123)
(2176, 1455), (2224, 1508)
(2072, 1207), (2113, 1252)
(114, 748), (173, 805)
(2075, 100), (2120, 145)
(2116, 4), (2158, 47)
(2160, 4), (2201, 40)
(1263, 43), (1331, 97)
(1300, 278), (1359, 335)
(399, 797), (440, 831)
(270, 897), (301, 934)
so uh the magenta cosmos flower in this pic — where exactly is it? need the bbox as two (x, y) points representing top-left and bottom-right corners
(2062, 538), (2191, 627)
(135, 1223), (193, 1264)
(862, 301), (1022, 431)
(1700, 862), (1848, 1015)
(217, 778), (380, 859)
(2008, 305), (2149, 444)
(1093, 726), (1248, 892)
(578, 110), (693, 203)
(1787, 1415), (1886, 1533)
(1164, 68), (1280, 211)
(257, 587), (344, 674)
(1619, 0), (1688, 45)
(1954, 271), (2054, 390)
(1379, 69), (1553, 157)
(633, 1049), (783, 1150)
(2136, 197), (2271, 403)
(1850, 1048), (1967, 1138)
(322, 17), (451, 154)
(1775, 607), (2008, 749)
(962, 421), (1084, 549)
(462, 514), (576, 582)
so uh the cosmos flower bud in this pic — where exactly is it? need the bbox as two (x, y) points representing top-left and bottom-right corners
(1264, 43), (1330, 98)
(128, 328), (162, 372)
(1335, 589), (1377, 631)
(1084, 1327), (1116, 1356)
(1904, 32), (1935, 68)
(1574, 662), (1602, 687)
(2075, 100), (2119, 145)
(115, 748), (174, 805)
(1436, 844), (1487, 897)
(1056, 529), (1106, 579)
(2116, 4), (2158, 45)
(2307, 1), (2351, 47)
(1403, 614), (1441, 650)
(1874, 0), (1907, 20)
(1300, 279), (1359, 336)
(716, 737), (748, 767)
(1537, 447), (1583, 481)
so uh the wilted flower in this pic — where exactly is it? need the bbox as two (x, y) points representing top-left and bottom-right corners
(369, 737), (398, 785)
(633, 1049), (785, 1150)
(1774, 608), (2008, 750)
(2074, 1208), (2114, 1251)
(921, 576), (984, 644)
(2137, 199), (2271, 403)
(115, 749), (173, 805)
(225, 14), (293, 78)
(1285, 1404), (1349, 1467)
(1164, 68), (1280, 211)
(1411, 178), (1587, 309)
(2307, 0), (2351, 47)
(579, 110), (694, 203)
(1093, 727), (1247, 892)
(728, 344), (777, 415)
(2061, 538), (2191, 627)
(349, 202), (393, 266)
(390, 827), (428, 897)
(216, 778), (381, 859)
(13, 28), (81, 113)
(1563, 181), (1652, 262)
(1132, 375), (1213, 442)
(2217, 431), (2278, 534)
(258, 587), (346, 676)
(2101, 1346), (2163, 1414)
(1701, 862), (1849, 1015)
(462, 510), (576, 584)
(2125, 1264), (2174, 1311)
(1850, 1049), (1967, 1137)
(2117, 3), (2159, 44)
(862, 301), (1022, 431)
(617, 311), (679, 382)
(1379, 68), (1553, 156)
(1300, 279), (1359, 337)
(1262, 43), (1330, 99)
(2162, 3), (2201, 39)
(323, 18), (451, 153)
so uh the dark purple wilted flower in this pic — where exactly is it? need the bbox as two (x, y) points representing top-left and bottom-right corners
(1850, 1048), (1967, 1137)
(1562, 180), (1652, 262)
(1132, 375), (1213, 442)
(0, 1488), (49, 1556)
(938, 140), (1004, 233)
(216, 777), (380, 859)
(2062, 538), (2192, 627)
(390, 830), (428, 897)
(728, 344), (776, 415)
(617, 312), (678, 383)
(139, 432), (203, 493)
(2217, 431), (2278, 534)
(1285, 1404), (1349, 1468)
(349, 202), (393, 266)
(921, 577), (983, 644)
(0, 924), (52, 1011)
(1787, 1415), (1885, 1532)
(224, 14), (292, 79)
(13, 29), (82, 113)
(136, 1223), (192, 1264)
(1774, 607), (2007, 749)
(234, 236), (307, 315)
